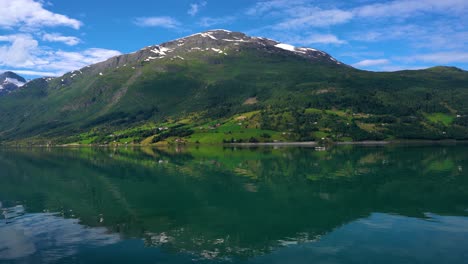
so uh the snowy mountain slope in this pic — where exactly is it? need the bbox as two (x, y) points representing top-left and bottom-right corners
(0, 72), (26, 95)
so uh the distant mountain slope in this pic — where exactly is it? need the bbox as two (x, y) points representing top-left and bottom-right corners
(0, 30), (467, 145)
(0, 71), (26, 96)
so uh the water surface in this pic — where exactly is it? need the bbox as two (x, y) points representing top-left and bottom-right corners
(1, 146), (467, 263)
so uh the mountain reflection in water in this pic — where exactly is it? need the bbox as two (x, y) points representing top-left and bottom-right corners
(0, 145), (467, 263)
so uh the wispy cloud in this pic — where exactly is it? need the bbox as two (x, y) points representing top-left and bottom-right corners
(292, 33), (347, 45)
(401, 52), (468, 64)
(275, 9), (353, 29)
(50, 48), (122, 72)
(248, 0), (468, 22)
(2, 69), (58, 77)
(198, 16), (235, 27)
(188, 1), (207, 16)
(255, 31), (347, 48)
(244, 0), (468, 71)
(354, 0), (468, 19)
(245, 1), (352, 49)
(42, 33), (81, 46)
(134, 16), (181, 29)
(245, 0), (468, 40)
(35, 48), (122, 76)
(378, 65), (429, 72)
(246, 1), (353, 29)
(245, 0), (307, 16)
(0, 0), (82, 30)
(349, 23), (468, 51)
(353, 59), (390, 67)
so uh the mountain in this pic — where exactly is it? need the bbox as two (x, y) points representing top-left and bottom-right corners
(0, 30), (467, 145)
(0, 71), (26, 95)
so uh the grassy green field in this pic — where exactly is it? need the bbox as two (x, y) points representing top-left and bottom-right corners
(424, 113), (455, 126)
(54, 105), (467, 147)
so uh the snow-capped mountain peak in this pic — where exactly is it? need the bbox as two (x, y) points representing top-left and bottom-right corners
(0, 71), (27, 95)
(72, 30), (347, 79)
(4, 77), (26, 88)
(140, 29), (344, 65)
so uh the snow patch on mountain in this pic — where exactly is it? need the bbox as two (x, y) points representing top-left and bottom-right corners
(150, 46), (172, 56)
(144, 56), (160, 62)
(0, 73), (27, 93)
(222, 38), (250, 43)
(4, 77), (25, 87)
(275, 43), (296, 52)
(208, 29), (232, 33)
(200, 32), (217, 40)
(275, 43), (307, 54)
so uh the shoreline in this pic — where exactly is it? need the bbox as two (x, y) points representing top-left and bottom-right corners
(230, 141), (318, 147)
(2, 139), (468, 148)
(230, 140), (468, 147)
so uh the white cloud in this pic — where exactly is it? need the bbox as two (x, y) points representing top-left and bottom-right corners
(402, 52), (468, 64)
(44, 48), (122, 74)
(354, 0), (468, 18)
(188, 1), (207, 16)
(350, 24), (424, 42)
(0, 34), (39, 67)
(246, 0), (306, 16)
(247, 0), (468, 27)
(301, 34), (346, 45)
(42, 33), (81, 46)
(282, 33), (347, 45)
(134, 16), (181, 29)
(246, 0), (468, 49)
(349, 23), (468, 52)
(350, 32), (383, 42)
(356, 52), (468, 72)
(0, 0), (82, 30)
(245, 1), (352, 47)
(0, 1), (120, 77)
(54, 49), (122, 67)
(275, 9), (353, 29)
(353, 59), (390, 67)
(249, 0), (468, 21)
(1, 69), (58, 77)
(247, 1), (353, 29)
(0, 34), (121, 77)
(378, 65), (428, 72)
(198, 16), (235, 27)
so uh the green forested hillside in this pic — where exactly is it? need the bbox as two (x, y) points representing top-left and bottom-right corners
(0, 30), (467, 145)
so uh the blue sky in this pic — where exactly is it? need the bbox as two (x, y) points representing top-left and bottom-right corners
(0, 0), (467, 78)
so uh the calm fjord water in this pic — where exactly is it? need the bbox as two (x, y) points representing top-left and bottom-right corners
(1, 146), (467, 264)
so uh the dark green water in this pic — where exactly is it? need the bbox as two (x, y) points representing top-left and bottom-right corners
(1, 145), (468, 264)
